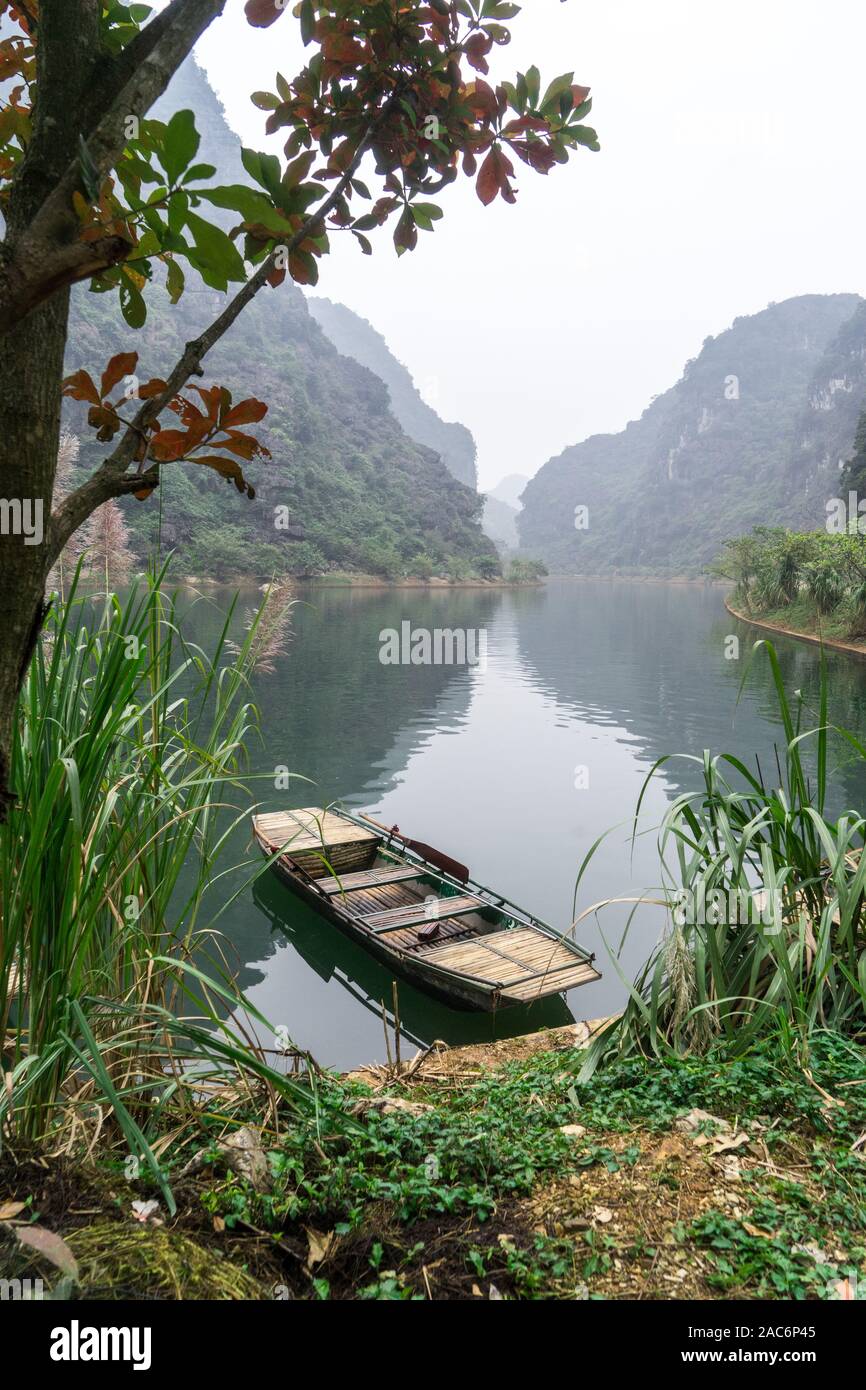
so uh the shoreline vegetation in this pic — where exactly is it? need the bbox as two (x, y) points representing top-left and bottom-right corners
(183, 571), (547, 591)
(3, 565), (865, 1301)
(725, 597), (866, 660)
(715, 525), (866, 651)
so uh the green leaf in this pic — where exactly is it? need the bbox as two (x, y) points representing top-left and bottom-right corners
(241, 147), (282, 198)
(160, 109), (200, 186)
(119, 280), (146, 328)
(198, 184), (290, 234)
(182, 163), (217, 184)
(167, 189), (188, 238)
(525, 66), (541, 110)
(571, 125), (600, 151)
(165, 257), (185, 304)
(185, 211), (247, 283)
(411, 201), (444, 222)
(540, 72), (574, 113)
(300, 0), (315, 44)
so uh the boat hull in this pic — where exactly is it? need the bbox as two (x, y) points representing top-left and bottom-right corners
(265, 852), (507, 1011)
(251, 808), (600, 1013)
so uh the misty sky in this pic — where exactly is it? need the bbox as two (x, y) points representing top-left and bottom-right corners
(190, 0), (866, 491)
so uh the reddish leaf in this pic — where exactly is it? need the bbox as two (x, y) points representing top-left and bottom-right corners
(288, 249), (319, 285)
(100, 351), (138, 401)
(138, 378), (169, 400)
(149, 429), (193, 462)
(62, 369), (100, 406)
(465, 33), (493, 74)
(476, 149), (500, 206)
(465, 79), (499, 122)
(222, 398), (268, 429)
(218, 431), (271, 461)
(86, 403), (121, 442)
(571, 84), (591, 108)
(323, 35), (367, 65)
(193, 455), (256, 498)
(190, 384), (231, 423)
(244, 0), (287, 29)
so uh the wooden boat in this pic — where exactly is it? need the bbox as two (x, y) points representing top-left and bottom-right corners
(251, 806), (600, 1012)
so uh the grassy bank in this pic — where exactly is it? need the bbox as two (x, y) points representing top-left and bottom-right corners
(3, 1030), (864, 1300)
(726, 596), (866, 657)
(3, 571), (865, 1301)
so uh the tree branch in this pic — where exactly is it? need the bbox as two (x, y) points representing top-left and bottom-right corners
(47, 123), (388, 565)
(0, 0), (228, 333)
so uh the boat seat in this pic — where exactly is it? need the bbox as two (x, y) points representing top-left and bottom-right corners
(359, 894), (484, 935)
(317, 865), (426, 895)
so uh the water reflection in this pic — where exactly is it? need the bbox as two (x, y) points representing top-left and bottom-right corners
(174, 580), (866, 1069)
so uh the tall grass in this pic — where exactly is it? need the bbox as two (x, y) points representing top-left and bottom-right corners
(0, 565), (323, 1206)
(578, 640), (866, 1077)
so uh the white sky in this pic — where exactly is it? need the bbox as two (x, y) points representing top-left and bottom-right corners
(189, 0), (866, 490)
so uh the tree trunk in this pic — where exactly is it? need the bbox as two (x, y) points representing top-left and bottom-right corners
(0, 3), (100, 815)
(0, 289), (70, 816)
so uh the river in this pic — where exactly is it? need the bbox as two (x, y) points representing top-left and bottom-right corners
(178, 579), (866, 1070)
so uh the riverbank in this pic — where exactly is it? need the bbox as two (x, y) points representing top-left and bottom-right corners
(725, 598), (866, 660)
(180, 572), (545, 591)
(4, 1029), (863, 1300)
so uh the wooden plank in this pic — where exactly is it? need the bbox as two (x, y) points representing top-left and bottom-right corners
(255, 808), (378, 854)
(506, 962), (600, 1000)
(318, 866), (425, 895)
(359, 894), (484, 934)
(420, 927), (593, 991)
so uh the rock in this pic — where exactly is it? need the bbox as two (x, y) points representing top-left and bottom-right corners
(675, 1108), (731, 1141)
(559, 1123), (586, 1140)
(179, 1123), (272, 1194)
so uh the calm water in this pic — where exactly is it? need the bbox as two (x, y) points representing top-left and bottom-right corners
(179, 579), (866, 1070)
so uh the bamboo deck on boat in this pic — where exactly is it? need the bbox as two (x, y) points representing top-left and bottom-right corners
(419, 927), (598, 1001)
(255, 809), (378, 855)
(318, 866), (425, 895)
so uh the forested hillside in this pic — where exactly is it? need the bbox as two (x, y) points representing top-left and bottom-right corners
(60, 61), (497, 582)
(519, 295), (863, 576)
(308, 299), (477, 489)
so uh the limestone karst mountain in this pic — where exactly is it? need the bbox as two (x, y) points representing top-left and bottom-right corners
(519, 294), (864, 576)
